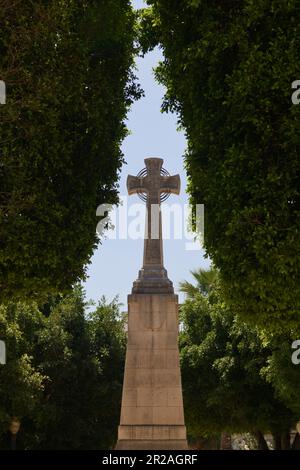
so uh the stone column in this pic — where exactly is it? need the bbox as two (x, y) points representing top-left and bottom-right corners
(116, 158), (187, 450)
(116, 294), (188, 450)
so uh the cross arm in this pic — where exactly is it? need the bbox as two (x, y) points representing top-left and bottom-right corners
(160, 174), (181, 195)
(127, 175), (147, 195)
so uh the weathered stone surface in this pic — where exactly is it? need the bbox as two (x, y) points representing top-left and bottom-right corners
(118, 425), (187, 441)
(116, 294), (188, 450)
(116, 439), (188, 450)
(127, 158), (180, 295)
(116, 159), (187, 450)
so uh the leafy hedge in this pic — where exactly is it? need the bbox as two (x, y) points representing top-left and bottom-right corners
(0, 0), (140, 301)
(143, 0), (300, 332)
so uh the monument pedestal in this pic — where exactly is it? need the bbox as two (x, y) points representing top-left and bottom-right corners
(116, 293), (188, 450)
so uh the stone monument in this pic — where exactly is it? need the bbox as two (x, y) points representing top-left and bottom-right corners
(116, 158), (188, 450)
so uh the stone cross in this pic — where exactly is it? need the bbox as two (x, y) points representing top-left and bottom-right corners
(127, 158), (180, 293)
(117, 157), (187, 450)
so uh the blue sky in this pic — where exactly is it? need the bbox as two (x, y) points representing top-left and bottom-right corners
(83, 0), (210, 308)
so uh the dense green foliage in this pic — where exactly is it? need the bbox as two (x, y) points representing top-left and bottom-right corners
(0, 289), (126, 449)
(180, 269), (300, 449)
(0, 0), (140, 301)
(0, 303), (45, 432)
(143, 0), (300, 332)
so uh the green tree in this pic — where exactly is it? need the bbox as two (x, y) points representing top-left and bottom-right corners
(33, 289), (126, 450)
(35, 289), (125, 449)
(87, 296), (127, 449)
(0, 302), (45, 439)
(261, 334), (300, 420)
(142, 0), (300, 333)
(0, 289), (126, 449)
(0, 0), (141, 301)
(179, 267), (218, 298)
(180, 269), (300, 449)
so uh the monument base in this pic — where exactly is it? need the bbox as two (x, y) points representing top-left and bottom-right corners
(116, 441), (188, 450)
(116, 425), (188, 450)
(116, 294), (188, 451)
(132, 265), (175, 294)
